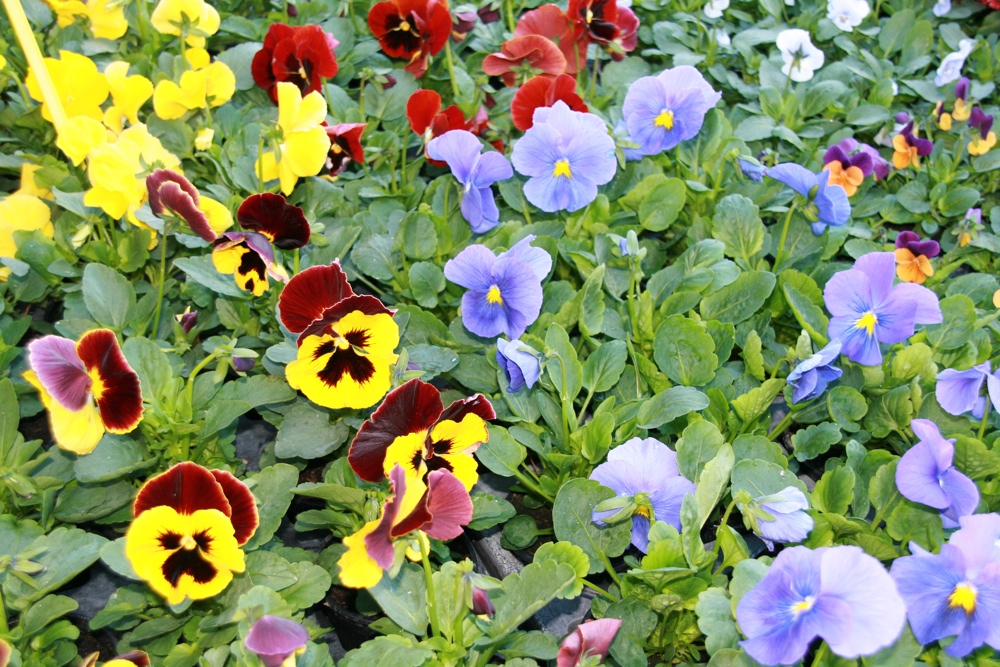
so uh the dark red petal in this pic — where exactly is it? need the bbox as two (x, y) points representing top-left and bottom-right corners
(277, 261), (355, 334)
(252, 46), (278, 102)
(515, 4), (569, 39)
(420, 469), (473, 540)
(146, 169), (199, 216)
(237, 193), (310, 250)
(366, 465), (408, 568)
(133, 461), (232, 518)
(263, 22), (296, 50)
(75, 329), (143, 433)
(326, 123), (367, 165)
(157, 181), (216, 242)
(439, 393), (496, 424)
(511, 75), (555, 131)
(349, 379), (444, 482)
(407, 89), (442, 134)
(548, 73), (588, 114)
(422, 0), (453, 57)
(295, 25), (339, 79)
(211, 470), (259, 545)
(298, 294), (395, 344)
(368, 0), (397, 40)
(389, 468), (433, 538)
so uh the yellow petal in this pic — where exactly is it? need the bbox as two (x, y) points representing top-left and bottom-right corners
(23, 370), (104, 455)
(204, 61), (235, 107)
(199, 196), (232, 235)
(25, 51), (109, 122)
(338, 521), (384, 589)
(57, 116), (110, 166)
(382, 431), (429, 480)
(0, 194), (53, 258)
(85, 0), (128, 40)
(15, 163), (53, 200)
(185, 47), (211, 70)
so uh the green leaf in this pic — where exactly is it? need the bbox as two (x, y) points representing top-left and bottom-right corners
(637, 386), (710, 429)
(21, 594), (78, 638)
(784, 284), (829, 346)
(477, 425), (527, 477)
(174, 256), (245, 297)
(731, 459), (808, 499)
(886, 501), (943, 551)
(4, 527), (107, 609)
(341, 636), (432, 667)
(397, 211), (437, 260)
(869, 460), (902, 520)
(791, 422), (842, 462)
(244, 464), (299, 550)
(280, 561), (332, 610)
(369, 563), (428, 636)
(681, 494), (714, 569)
(952, 435), (1000, 480)
(122, 336), (172, 404)
(926, 295), (976, 351)
(544, 323), (582, 401)
(216, 375), (296, 409)
(468, 493), (517, 531)
(716, 524), (749, 571)
(579, 265), (606, 337)
(275, 401), (350, 459)
(812, 466), (855, 515)
(533, 541), (590, 598)
(487, 560), (576, 638)
(82, 263), (136, 331)
(432, 561), (473, 643)
(938, 187), (980, 218)
(891, 343), (934, 381)
(695, 588), (740, 656)
(653, 315), (718, 386)
(731, 378), (784, 423)
(0, 379), (18, 456)
(621, 175), (687, 232)
(552, 479), (631, 574)
(73, 435), (152, 483)
(743, 331), (765, 381)
(862, 626), (922, 667)
(408, 261), (445, 309)
(216, 42), (262, 90)
(733, 434), (787, 468)
(676, 420), (726, 482)
(712, 194), (765, 263)
(695, 444), (735, 529)
(700, 271), (776, 325)
(582, 339), (627, 393)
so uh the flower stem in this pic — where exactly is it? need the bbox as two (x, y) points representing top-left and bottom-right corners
(711, 498), (739, 562)
(3, 0), (68, 126)
(767, 411), (794, 442)
(599, 552), (623, 589)
(152, 229), (169, 338)
(504, 0), (516, 32)
(773, 201), (798, 271)
(582, 578), (618, 601)
(979, 396), (992, 441)
(443, 39), (461, 103)
(512, 468), (553, 503)
(418, 533), (441, 639)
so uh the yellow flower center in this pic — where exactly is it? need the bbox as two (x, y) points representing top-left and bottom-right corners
(486, 285), (503, 305)
(635, 505), (651, 518)
(949, 582), (977, 614)
(586, 7), (594, 22)
(791, 596), (816, 616)
(854, 311), (878, 336)
(180, 534), (198, 550)
(553, 159), (572, 179)
(332, 143), (343, 154)
(654, 110), (674, 130)
(88, 368), (106, 400)
(399, 19), (411, 31)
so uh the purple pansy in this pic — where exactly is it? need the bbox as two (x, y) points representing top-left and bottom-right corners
(589, 437), (695, 553)
(891, 514), (1000, 657)
(823, 138), (875, 177)
(741, 486), (814, 551)
(496, 338), (541, 392)
(736, 545), (906, 666)
(738, 157), (767, 182)
(444, 235), (552, 339)
(245, 615), (309, 667)
(427, 130), (513, 234)
(767, 163), (851, 234)
(970, 107), (994, 140)
(823, 252), (942, 366)
(620, 65), (722, 155)
(895, 419), (979, 529)
(936, 362), (1000, 419)
(786, 340), (842, 404)
(901, 121), (934, 156)
(510, 101), (617, 213)
(894, 230), (940, 258)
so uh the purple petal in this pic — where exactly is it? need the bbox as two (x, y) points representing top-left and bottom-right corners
(815, 171), (851, 227)
(896, 440), (950, 509)
(511, 122), (565, 179)
(491, 256), (545, 338)
(608, 437), (682, 479)
(444, 244), (498, 291)
(789, 368), (820, 403)
(476, 187), (500, 234)
(757, 509), (814, 545)
(460, 290), (508, 338)
(427, 130), (482, 186)
(890, 546), (968, 649)
(950, 513), (1000, 578)
(460, 184), (485, 232)
(939, 467), (979, 529)
(501, 235), (553, 281)
(891, 283), (942, 325)
(523, 170), (597, 213)
(823, 144), (850, 167)
(873, 291), (918, 344)
(848, 150), (874, 177)
(27, 335), (90, 411)
(853, 253), (896, 307)
(472, 151), (513, 188)
(987, 371), (1000, 411)
(630, 513), (652, 552)
(590, 458), (643, 498)
(829, 316), (882, 366)
(823, 268), (873, 318)
(245, 615), (309, 667)
(767, 163), (817, 197)
(648, 477), (695, 531)
(654, 65), (721, 110)
(910, 419), (955, 470)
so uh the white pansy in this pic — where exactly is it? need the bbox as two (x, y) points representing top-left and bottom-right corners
(935, 38), (975, 87)
(932, 0), (951, 15)
(714, 27), (731, 48)
(776, 29), (825, 82)
(704, 0), (729, 18)
(827, 0), (870, 32)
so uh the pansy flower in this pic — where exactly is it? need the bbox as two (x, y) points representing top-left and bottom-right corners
(892, 121), (933, 169)
(935, 362), (1000, 419)
(767, 163), (850, 234)
(567, 0), (618, 45)
(896, 419), (978, 528)
(557, 619), (622, 667)
(325, 123), (366, 175)
(25, 329), (143, 455)
(368, 0), (452, 77)
(252, 23), (339, 104)
(826, 0), (869, 32)
(935, 38), (974, 87)
(496, 338), (542, 392)
(406, 89), (492, 164)
(893, 230), (939, 284)
(258, 82), (332, 195)
(737, 545), (906, 665)
(212, 193), (309, 296)
(427, 130), (513, 233)
(452, 9), (477, 40)
(245, 616), (309, 667)
(953, 77), (971, 122)
(608, 5), (638, 60)
(955, 207), (983, 247)
(80, 651), (150, 667)
(590, 437), (695, 553)
(0, 194), (53, 282)
(776, 29), (824, 82)
(738, 486), (814, 551)
(103, 61), (154, 135)
(934, 100), (953, 131)
(338, 464), (473, 588)
(786, 340), (842, 403)
(515, 5), (587, 74)
(444, 235), (553, 339)
(891, 514), (1000, 657)
(278, 261), (400, 410)
(152, 61), (236, 121)
(348, 378), (494, 490)
(511, 101), (616, 212)
(510, 74), (588, 132)
(968, 107), (997, 156)
(146, 169), (232, 242)
(821, 138), (879, 196)
(150, 0), (220, 47)
(823, 252), (942, 365)
(483, 35), (567, 87)
(125, 462), (259, 605)
(25, 50), (109, 122)
(621, 65), (721, 156)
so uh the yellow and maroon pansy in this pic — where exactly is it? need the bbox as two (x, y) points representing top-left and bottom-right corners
(126, 463), (259, 605)
(25, 329), (143, 455)
(348, 379), (494, 490)
(80, 651), (150, 667)
(237, 192), (311, 250)
(277, 260), (356, 335)
(338, 464), (473, 589)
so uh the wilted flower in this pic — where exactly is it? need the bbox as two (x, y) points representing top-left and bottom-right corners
(471, 586), (495, 617)
(590, 437), (695, 552)
(150, 0), (220, 47)
(826, 0), (869, 31)
(258, 82), (331, 195)
(893, 230), (940, 284)
(896, 419), (979, 528)
(496, 338), (542, 392)
(511, 74), (588, 132)
(557, 619), (622, 667)
(935, 38), (975, 87)
(786, 340), (842, 403)
(368, 0), (452, 77)
(891, 514), (1000, 657)
(25, 330), (143, 455)
(126, 462), (259, 605)
(767, 163), (851, 234)
(483, 35), (567, 86)
(736, 546), (906, 665)
(621, 66), (721, 156)
(348, 378), (494, 490)
(245, 616), (309, 667)
(892, 122), (933, 169)
(935, 362), (1000, 419)
(968, 107), (997, 156)
(775, 29), (824, 82)
(177, 308), (198, 334)
(738, 486), (814, 550)
(444, 235), (552, 339)
(325, 123), (366, 175)
(146, 169), (232, 242)
(703, 0), (728, 18)
(252, 23), (339, 104)
(427, 130), (513, 233)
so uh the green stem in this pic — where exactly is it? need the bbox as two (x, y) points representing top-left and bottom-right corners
(589, 49), (600, 99)
(767, 412), (794, 442)
(152, 229), (169, 339)
(711, 499), (738, 561)
(504, 0), (516, 33)
(443, 40), (461, 102)
(293, 248), (300, 275)
(400, 134), (408, 189)
(773, 201), (798, 270)
(419, 534), (441, 639)
(442, 178), (450, 218)
(582, 578), (618, 601)
(0, 588), (9, 635)
(185, 348), (225, 418)
(512, 468), (554, 503)
(598, 552), (623, 589)
(979, 396), (991, 441)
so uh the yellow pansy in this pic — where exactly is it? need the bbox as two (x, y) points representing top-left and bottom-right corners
(15, 163), (54, 200)
(150, 0), (220, 47)
(104, 61), (153, 134)
(0, 195), (53, 281)
(85, 0), (128, 40)
(152, 61), (235, 120)
(258, 82), (331, 195)
(25, 51), (109, 123)
(43, 0), (87, 27)
(56, 116), (111, 166)
(194, 127), (214, 150)
(185, 47), (211, 70)
(84, 124), (180, 221)
(969, 132), (997, 156)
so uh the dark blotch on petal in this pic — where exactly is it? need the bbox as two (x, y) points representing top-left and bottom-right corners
(161, 538), (218, 586)
(237, 193), (310, 250)
(75, 329), (144, 433)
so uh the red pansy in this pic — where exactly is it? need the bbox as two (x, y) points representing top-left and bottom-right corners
(74, 329), (145, 432)
(369, 0), (453, 77)
(252, 23), (340, 104)
(609, 5), (638, 60)
(277, 261), (356, 335)
(324, 123), (367, 175)
(511, 73), (589, 131)
(567, 0), (619, 45)
(406, 89), (492, 164)
(236, 193), (310, 250)
(515, 5), (587, 74)
(483, 35), (567, 87)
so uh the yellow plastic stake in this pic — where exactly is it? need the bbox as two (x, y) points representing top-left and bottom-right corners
(2, 0), (68, 128)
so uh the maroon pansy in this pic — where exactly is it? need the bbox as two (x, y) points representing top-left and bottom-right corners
(236, 193), (310, 250)
(252, 23), (340, 104)
(277, 261), (356, 336)
(146, 169), (217, 242)
(567, 0), (619, 45)
(325, 123), (367, 175)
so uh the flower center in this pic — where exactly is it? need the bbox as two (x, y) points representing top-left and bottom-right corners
(949, 582), (977, 614)
(586, 7), (594, 22)
(180, 534), (198, 551)
(854, 311), (878, 336)
(791, 595), (816, 616)
(486, 285), (503, 305)
(88, 368), (106, 400)
(398, 19), (411, 31)
(655, 109), (674, 130)
(552, 159), (572, 179)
